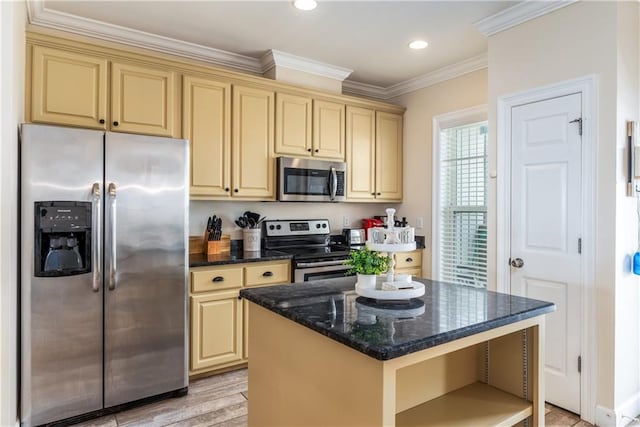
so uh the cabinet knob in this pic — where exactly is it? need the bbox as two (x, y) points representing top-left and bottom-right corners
(225, 188), (229, 192)
(113, 121), (119, 127)
(238, 295), (242, 300)
(307, 148), (311, 152)
(406, 257), (413, 262)
(234, 189), (239, 193)
(262, 271), (273, 277)
(371, 192), (376, 195)
(99, 119), (105, 124)
(377, 192), (381, 196)
(315, 149), (319, 153)
(212, 276), (224, 282)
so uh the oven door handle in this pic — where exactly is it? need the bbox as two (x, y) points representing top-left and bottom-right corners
(297, 260), (347, 268)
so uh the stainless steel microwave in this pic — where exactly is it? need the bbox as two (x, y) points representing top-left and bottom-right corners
(277, 157), (347, 202)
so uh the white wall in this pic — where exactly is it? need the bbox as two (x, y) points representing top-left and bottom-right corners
(614, 1), (640, 418)
(487, 1), (639, 421)
(0, 2), (25, 425)
(389, 69), (488, 279)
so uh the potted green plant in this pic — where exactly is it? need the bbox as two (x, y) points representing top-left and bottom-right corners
(345, 247), (388, 289)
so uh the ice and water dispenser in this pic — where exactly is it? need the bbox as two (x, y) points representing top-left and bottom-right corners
(34, 201), (92, 277)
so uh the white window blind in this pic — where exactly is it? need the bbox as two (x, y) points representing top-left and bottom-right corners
(437, 121), (488, 288)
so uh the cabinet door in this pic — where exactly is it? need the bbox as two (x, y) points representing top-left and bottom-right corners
(375, 112), (403, 201)
(346, 106), (376, 200)
(313, 100), (345, 160)
(183, 76), (231, 198)
(232, 85), (275, 199)
(31, 46), (107, 129)
(190, 290), (243, 371)
(275, 93), (312, 157)
(111, 62), (178, 137)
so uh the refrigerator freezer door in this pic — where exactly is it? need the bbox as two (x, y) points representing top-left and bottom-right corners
(104, 132), (188, 407)
(20, 124), (104, 427)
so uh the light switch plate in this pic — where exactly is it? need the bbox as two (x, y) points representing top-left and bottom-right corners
(416, 217), (424, 229)
(343, 215), (350, 227)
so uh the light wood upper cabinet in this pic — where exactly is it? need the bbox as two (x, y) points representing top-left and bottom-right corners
(232, 85), (275, 199)
(30, 46), (108, 129)
(345, 108), (403, 202)
(183, 75), (231, 198)
(190, 290), (243, 371)
(275, 93), (312, 157)
(375, 111), (403, 201)
(313, 100), (345, 160)
(346, 106), (376, 200)
(111, 61), (179, 137)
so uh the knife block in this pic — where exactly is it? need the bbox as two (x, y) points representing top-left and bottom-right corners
(202, 234), (230, 255)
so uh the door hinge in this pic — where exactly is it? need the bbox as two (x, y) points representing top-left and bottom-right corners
(578, 356), (582, 373)
(570, 117), (583, 136)
(578, 238), (582, 254)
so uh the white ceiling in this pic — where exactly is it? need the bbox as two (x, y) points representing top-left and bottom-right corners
(40, 1), (518, 88)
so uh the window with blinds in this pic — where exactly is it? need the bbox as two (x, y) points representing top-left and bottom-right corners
(437, 121), (488, 288)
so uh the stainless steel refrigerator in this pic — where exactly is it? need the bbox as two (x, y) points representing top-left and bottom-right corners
(20, 124), (188, 426)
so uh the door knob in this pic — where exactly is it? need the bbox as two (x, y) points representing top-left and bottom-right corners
(510, 258), (524, 268)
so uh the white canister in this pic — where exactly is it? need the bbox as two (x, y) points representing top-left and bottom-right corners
(243, 228), (261, 252)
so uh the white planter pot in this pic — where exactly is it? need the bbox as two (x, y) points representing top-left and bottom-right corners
(357, 273), (377, 289)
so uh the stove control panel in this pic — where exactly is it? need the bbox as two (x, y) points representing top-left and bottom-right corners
(264, 219), (330, 236)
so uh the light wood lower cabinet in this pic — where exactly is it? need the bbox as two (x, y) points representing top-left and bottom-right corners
(395, 249), (423, 278)
(189, 259), (290, 376)
(190, 290), (243, 371)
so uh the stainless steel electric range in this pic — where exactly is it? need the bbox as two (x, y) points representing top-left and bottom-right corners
(263, 219), (355, 283)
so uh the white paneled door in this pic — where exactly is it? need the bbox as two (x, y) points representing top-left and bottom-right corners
(510, 93), (582, 413)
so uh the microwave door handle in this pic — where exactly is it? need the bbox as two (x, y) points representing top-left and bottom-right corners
(329, 167), (337, 201)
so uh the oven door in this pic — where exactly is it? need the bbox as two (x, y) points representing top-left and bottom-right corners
(294, 259), (352, 283)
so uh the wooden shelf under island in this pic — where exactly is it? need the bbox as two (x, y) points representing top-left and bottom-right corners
(240, 277), (554, 427)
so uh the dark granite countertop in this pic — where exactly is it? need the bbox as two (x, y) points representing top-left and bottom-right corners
(239, 277), (555, 360)
(189, 249), (292, 268)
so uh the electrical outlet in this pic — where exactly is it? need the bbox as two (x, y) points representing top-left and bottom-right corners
(343, 215), (350, 227)
(416, 217), (424, 229)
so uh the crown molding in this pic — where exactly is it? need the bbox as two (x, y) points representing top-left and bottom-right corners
(26, 0), (263, 74)
(343, 53), (488, 100)
(27, 0), (486, 101)
(261, 49), (353, 82)
(474, 0), (577, 36)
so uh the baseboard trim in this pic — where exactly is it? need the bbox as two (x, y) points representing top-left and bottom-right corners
(596, 394), (640, 427)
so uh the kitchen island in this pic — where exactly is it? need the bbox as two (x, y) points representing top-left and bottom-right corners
(240, 277), (554, 427)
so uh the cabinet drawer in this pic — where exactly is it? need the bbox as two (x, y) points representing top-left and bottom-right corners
(245, 262), (290, 287)
(191, 267), (243, 292)
(395, 250), (422, 269)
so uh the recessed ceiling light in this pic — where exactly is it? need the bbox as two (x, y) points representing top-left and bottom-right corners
(408, 40), (429, 50)
(293, 0), (317, 11)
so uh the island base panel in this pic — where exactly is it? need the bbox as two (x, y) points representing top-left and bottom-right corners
(247, 301), (545, 426)
(248, 303), (389, 426)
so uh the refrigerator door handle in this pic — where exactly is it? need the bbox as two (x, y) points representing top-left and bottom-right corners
(91, 183), (101, 292)
(108, 182), (117, 291)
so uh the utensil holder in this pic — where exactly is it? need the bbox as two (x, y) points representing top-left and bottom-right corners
(243, 228), (261, 252)
(202, 235), (230, 255)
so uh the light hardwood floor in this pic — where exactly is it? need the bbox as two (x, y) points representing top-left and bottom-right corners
(73, 368), (592, 427)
